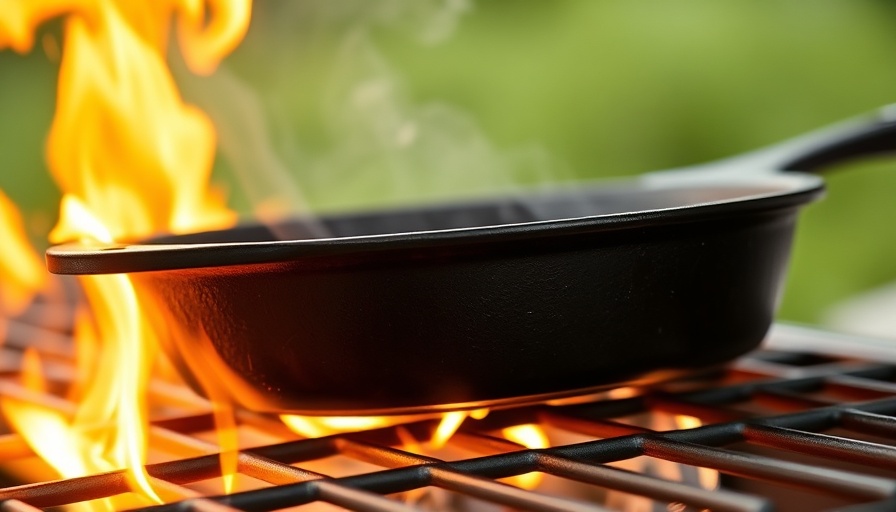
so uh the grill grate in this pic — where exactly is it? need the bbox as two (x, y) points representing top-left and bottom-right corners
(1, 305), (896, 511)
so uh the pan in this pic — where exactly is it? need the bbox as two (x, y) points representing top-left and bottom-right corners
(47, 106), (896, 415)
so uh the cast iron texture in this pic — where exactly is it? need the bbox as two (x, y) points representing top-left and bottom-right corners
(132, 204), (801, 414)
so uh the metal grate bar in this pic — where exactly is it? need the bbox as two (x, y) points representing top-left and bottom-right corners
(672, 367), (889, 406)
(821, 379), (896, 401)
(314, 481), (423, 512)
(643, 437), (896, 500)
(4, 315), (896, 510)
(831, 498), (896, 512)
(743, 424), (896, 470)
(337, 438), (608, 511)
(148, 424), (325, 486)
(646, 394), (751, 423)
(0, 472), (131, 507)
(538, 412), (652, 438)
(752, 388), (838, 410)
(118, 396), (896, 511)
(336, 439), (442, 468)
(236, 452), (323, 486)
(428, 468), (608, 512)
(536, 454), (770, 512)
(841, 409), (896, 438)
(829, 375), (896, 396)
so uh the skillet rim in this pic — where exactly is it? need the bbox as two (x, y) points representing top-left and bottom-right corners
(46, 172), (824, 275)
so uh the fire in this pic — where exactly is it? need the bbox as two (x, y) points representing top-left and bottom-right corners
(0, 0), (250, 504)
(501, 424), (549, 489)
(1, 348), (88, 480)
(4, 0), (556, 505)
(673, 415), (719, 490)
(0, 190), (46, 315)
(430, 410), (471, 448)
(281, 408), (490, 448)
(281, 415), (411, 438)
(20, 348), (46, 394)
(282, 410), (550, 492)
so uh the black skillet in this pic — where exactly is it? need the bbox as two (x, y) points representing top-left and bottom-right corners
(47, 107), (896, 415)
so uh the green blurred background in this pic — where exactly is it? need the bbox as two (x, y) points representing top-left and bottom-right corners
(1, 0), (895, 323)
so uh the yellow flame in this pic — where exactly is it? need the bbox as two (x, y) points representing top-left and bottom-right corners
(46, 3), (237, 243)
(282, 415), (425, 439)
(673, 415), (719, 490)
(176, 0), (251, 76)
(3, 349), (117, 511)
(2, 348), (86, 478)
(4, 351), (95, 512)
(430, 411), (468, 449)
(0, 190), (46, 314)
(606, 386), (640, 399)
(501, 424), (548, 489)
(0, 0), (250, 502)
(673, 414), (703, 430)
(210, 398), (238, 494)
(69, 307), (100, 400)
(3, 401), (91, 479)
(53, 196), (114, 244)
(281, 408), (490, 449)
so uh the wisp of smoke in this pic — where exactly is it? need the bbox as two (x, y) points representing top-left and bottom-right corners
(175, 0), (570, 238)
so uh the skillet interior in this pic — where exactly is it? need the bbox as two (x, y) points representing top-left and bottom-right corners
(149, 177), (819, 244)
(46, 174), (823, 275)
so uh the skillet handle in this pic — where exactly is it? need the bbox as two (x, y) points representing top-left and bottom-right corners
(766, 104), (896, 173)
(653, 105), (896, 180)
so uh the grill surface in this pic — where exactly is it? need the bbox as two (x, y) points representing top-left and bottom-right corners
(1, 300), (896, 511)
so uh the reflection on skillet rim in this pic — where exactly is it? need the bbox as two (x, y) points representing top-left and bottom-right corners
(46, 172), (824, 275)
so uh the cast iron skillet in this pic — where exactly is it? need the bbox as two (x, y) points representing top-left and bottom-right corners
(48, 107), (896, 415)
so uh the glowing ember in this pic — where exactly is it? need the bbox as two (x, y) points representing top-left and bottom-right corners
(0, 0), (251, 503)
(0, 191), (46, 315)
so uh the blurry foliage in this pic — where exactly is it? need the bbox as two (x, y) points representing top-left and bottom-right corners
(0, 42), (58, 239)
(785, 159), (896, 322)
(1, 0), (895, 323)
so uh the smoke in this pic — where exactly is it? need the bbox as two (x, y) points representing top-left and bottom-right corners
(175, 0), (567, 236)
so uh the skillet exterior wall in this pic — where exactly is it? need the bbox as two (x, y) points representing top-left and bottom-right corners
(128, 207), (801, 414)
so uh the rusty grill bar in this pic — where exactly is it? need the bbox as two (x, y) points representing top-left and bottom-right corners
(1, 304), (896, 511)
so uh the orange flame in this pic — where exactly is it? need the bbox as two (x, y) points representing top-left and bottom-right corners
(281, 409), (490, 448)
(501, 424), (548, 489)
(0, 0), (250, 503)
(430, 411), (469, 448)
(673, 415), (719, 490)
(20, 348), (47, 394)
(281, 415), (410, 439)
(1, 348), (88, 480)
(0, 190), (46, 314)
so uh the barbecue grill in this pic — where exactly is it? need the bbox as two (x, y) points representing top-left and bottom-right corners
(2, 294), (896, 511)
